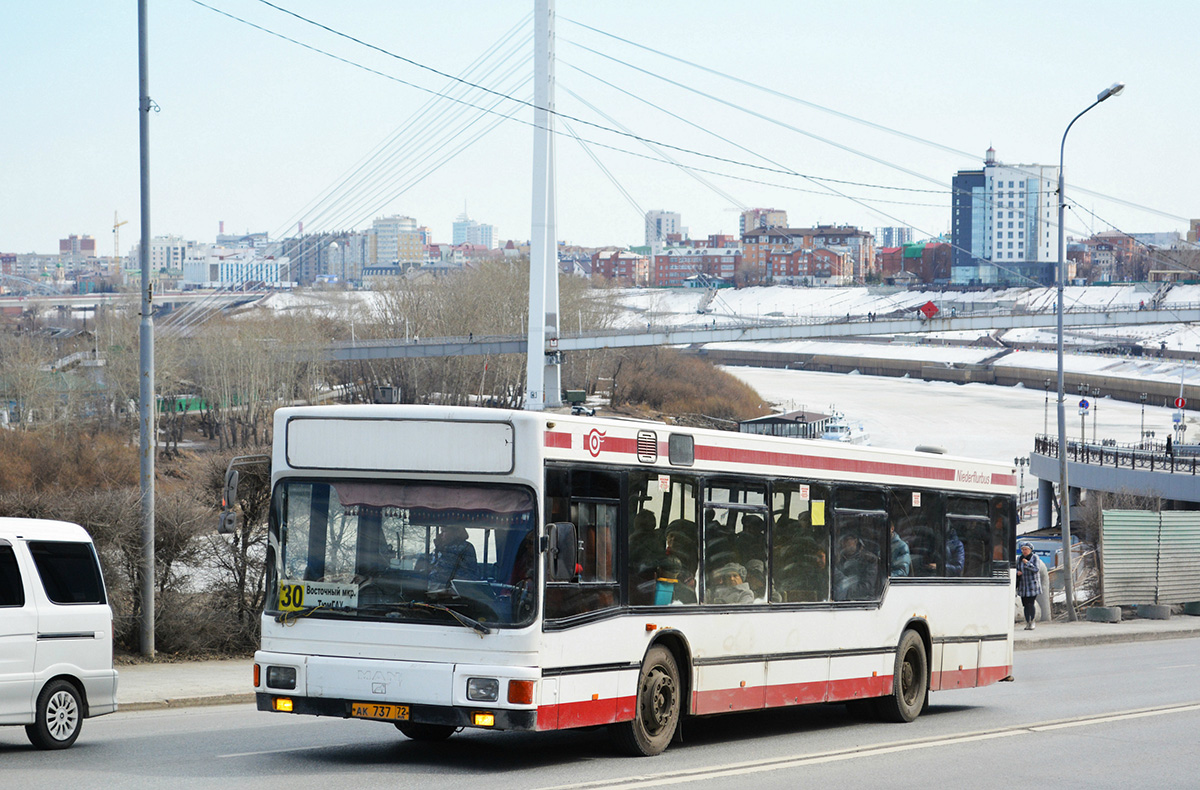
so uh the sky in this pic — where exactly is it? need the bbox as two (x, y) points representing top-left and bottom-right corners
(3, 1), (1197, 257)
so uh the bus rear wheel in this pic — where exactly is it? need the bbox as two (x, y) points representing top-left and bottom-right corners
(877, 630), (928, 723)
(610, 645), (680, 756)
(395, 722), (457, 741)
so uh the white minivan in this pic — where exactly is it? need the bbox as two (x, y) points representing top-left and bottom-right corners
(0, 518), (118, 749)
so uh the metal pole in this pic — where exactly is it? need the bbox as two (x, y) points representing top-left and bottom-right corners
(1056, 86), (1118, 621)
(1141, 393), (1147, 447)
(137, 0), (156, 657)
(525, 0), (553, 411)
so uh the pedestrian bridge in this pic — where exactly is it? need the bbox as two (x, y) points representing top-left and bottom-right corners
(320, 302), (1200, 362)
(1029, 434), (1200, 531)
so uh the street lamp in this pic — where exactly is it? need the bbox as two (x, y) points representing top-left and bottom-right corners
(1014, 456), (1029, 508)
(1092, 387), (1101, 444)
(1140, 392), (1147, 447)
(1056, 81), (1124, 621)
(1044, 378), (1051, 435)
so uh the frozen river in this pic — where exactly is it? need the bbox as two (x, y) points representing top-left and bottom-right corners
(727, 366), (1191, 467)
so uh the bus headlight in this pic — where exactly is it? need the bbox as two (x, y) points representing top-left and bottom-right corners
(266, 665), (297, 690)
(466, 677), (500, 702)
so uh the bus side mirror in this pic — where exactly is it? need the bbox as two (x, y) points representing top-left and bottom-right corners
(547, 522), (578, 582)
(217, 510), (239, 535)
(223, 468), (240, 510)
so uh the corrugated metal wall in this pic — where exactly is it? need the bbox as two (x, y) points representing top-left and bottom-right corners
(1101, 510), (1200, 606)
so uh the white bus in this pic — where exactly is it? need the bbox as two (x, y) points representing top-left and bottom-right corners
(249, 404), (1016, 755)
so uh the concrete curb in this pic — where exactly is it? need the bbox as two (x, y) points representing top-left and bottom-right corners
(1014, 626), (1200, 651)
(119, 692), (257, 712)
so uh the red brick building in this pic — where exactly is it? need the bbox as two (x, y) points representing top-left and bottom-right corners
(652, 245), (741, 287)
(591, 249), (649, 286)
(766, 247), (851, 285)
(743, 225), (875, 284)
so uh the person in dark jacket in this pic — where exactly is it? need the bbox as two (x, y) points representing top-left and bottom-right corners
(945, 528), (965, 576)
(1015, 540), (1043, 630)
(889, 524), (911, 577)
(428, 525), (478, 590)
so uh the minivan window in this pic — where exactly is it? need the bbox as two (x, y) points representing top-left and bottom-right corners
(0, 545), (24, 607)
(29, 541), (106, 605)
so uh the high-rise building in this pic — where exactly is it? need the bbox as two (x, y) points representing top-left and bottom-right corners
(644, 210), (683, 252)
(452, 213), (495, 249)
(874, 226), (913, 248)
(58, 234), (97, 264)
(951, 147), (1058, 285)
(371, 215), (425, 265)
(740, 208), (788, 237)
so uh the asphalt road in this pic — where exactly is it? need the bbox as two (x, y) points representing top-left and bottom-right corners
(4, 638), (1198, 790)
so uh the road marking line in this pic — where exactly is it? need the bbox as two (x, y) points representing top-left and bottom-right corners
(533, 702), (1200, 790)
(1028, 703), (1200, 731)
(219, 743), (356, 758)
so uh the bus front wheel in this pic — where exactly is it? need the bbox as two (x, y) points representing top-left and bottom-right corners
(877, 630), (928, 723)
(610, 645), (680, 756)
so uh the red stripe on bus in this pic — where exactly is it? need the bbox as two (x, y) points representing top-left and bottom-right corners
(536, 696), (636, 731)
(544, 431), (572, 449)
(696, 444), (957, 483)
(548, 429), (987, 485)
(534, 665), (1010, 730)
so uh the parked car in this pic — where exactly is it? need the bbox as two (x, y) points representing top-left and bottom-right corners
(0, 518), (118, 749)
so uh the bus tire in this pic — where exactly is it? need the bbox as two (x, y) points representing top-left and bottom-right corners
(610, 645), (680, 756)
(877, 630), (928, 723)
(26, 679), (83, 750)
(395, 722), (456, 741)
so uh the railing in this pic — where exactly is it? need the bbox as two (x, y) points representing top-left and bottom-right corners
(1034, 435), (1199, 475)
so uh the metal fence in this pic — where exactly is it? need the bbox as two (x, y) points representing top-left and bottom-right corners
(1035, 435), (1200, 475)
(1101, 510), (1200, 606)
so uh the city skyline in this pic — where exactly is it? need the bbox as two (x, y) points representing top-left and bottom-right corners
(3, 1), (1195, 257)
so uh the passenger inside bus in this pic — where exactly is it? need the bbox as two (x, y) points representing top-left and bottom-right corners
(889, 523), (912, 577)
(772, 516), (830, 602)
(706, 562), (754, 604)
(944, 528), (965, 576)
(833, 533), (881, 601)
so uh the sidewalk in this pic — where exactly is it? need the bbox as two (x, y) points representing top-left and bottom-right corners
(114, 616), (1200, 712)
(1014, 613), (1200, 650)
(117, 658), (255, 712)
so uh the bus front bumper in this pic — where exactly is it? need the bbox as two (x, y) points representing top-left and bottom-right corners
(255, 692), (538, 731)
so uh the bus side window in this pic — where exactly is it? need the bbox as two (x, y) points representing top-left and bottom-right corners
(947, 497), (991, 578)
(992, 497), (1015, 568)
(628, 471), (697, 606)
(544, 467), (620, 620)
(889, 489), (945, 577)
(831, 488), (887, 602)
(770, 481), (830, 603)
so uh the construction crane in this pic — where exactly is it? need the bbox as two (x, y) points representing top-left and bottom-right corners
(113, 210), (129, 265)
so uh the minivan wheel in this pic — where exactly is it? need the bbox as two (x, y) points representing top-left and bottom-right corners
(26, 679), (83, 750)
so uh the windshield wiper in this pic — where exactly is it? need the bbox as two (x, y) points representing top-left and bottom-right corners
(360, 601), (492, 635)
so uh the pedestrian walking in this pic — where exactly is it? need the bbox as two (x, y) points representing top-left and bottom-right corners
(1016, 541), (1042, 630)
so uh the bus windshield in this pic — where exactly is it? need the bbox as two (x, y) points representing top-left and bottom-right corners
(271, 479), (539, 628)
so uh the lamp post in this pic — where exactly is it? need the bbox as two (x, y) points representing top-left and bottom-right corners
(1014, 456), (1029, 508)
(1140, 392), (1147, 447)
(1092, 387), (1101, 444)
(1044, 378), (1051, 435)
(1056, 81), (1124, 621)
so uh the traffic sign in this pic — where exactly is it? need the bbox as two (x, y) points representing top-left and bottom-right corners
(1175, 397), (1186, 409)
(1078, 399), (1090, 411)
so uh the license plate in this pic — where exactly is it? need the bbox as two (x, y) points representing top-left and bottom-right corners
(351, 703), (410, 721)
